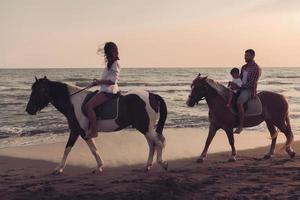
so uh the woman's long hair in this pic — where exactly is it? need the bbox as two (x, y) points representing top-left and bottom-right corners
(97, 42), (119, 69)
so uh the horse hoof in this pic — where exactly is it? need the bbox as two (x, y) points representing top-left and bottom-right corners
(161, 161), (168, 171)
(144, 165), (152, 172)
(263, 154), (273, 160)
(290, 152), (296, 159)
(52, 169), (63, 175)
(92, 167), (103, 174)
(196, 157), (205, 163)
(228, 157), (236, 162)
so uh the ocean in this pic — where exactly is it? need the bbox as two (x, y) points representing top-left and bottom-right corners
(1, 67), (300, 148)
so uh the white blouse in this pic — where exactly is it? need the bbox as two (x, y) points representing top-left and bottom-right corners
(100, 60), (120, 94)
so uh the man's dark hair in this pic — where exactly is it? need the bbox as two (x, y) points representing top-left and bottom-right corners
(245, 49), (255, 57)
(230, 67), (239, 75)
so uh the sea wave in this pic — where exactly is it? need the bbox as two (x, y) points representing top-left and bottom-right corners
(119, 82), (191, 87)
(294, 87), (300, 92)
(1, 67), (300, 148)
(0, 125), (68, 138)
(264, 81), (293, 85)
(276, 75), (300, 79)
(64, 77), (92, 82)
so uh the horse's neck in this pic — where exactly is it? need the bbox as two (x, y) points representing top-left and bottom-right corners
(205, 86), (224, 111)
(67, 84), (83, 96)
(48, 81), (74, 117)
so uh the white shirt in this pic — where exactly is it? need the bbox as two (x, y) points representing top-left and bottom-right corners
(242, 70), (248, 84)
(100, 60), (120, 94)
(232, 78), (242, 93)
(232, 78), (242, 87)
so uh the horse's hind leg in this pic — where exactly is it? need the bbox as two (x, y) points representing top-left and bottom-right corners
(225, 128), (237, 162)
(264, 121), (278, 159)
(85, 138), (104, 173)
(145, 137), (156, 171)
(146, 131), (168, 170)
(197, 124), (219, 163)
(275, 117), (295, 158)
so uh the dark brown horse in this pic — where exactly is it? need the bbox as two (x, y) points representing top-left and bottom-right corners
(186, 74), (295, 162)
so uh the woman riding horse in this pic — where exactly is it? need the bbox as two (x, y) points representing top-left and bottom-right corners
(26, 42), (168, 174)
(85, 42), (121, 139)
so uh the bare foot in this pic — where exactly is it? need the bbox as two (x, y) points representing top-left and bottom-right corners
(234, 127), (243, 134)
(84, 130), (98, 140)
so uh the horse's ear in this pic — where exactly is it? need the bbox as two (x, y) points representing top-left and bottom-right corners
(199, 76), (208, 81)
(35, 76), (38, 81)
(198, 73), (201, 77)
(43, 76), (47, 80)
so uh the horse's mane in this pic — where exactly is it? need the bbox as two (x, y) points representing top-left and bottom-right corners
(205, 78), (229, 101)
(65, 82), (84, 95)
(47, 80), (72, 102)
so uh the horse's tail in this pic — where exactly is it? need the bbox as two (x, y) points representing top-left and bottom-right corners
(154, 94), (167, 143)
(285, 114), (294, 149)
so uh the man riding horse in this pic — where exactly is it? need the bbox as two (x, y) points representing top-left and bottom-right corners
(234, 49), (261, 134)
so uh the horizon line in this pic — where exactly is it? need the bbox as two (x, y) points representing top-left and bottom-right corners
(1, 66), (300, 69)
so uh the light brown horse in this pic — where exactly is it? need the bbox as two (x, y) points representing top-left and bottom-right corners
(186, 74), (295, 162)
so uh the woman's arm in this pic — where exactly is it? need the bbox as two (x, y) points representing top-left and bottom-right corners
(91, 79), (115, 86)
(91, 61), (120, 87)
(98, 79), (115, 85)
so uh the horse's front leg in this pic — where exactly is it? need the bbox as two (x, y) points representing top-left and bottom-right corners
(225, 128), (237, 162)
(85, 138), (104, 173)
(197, 124), (219, 163)
(53, 132), (79, 175)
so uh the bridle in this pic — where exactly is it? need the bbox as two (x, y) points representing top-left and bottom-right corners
(188, 94), (205, 104)
(189, 85), (205, 104)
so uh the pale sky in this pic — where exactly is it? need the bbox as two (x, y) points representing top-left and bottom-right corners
(1, 0), (299, 68)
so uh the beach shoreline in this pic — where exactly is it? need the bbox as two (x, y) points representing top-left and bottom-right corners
(1, 128), (298, 167)
(1, 128), (300, 199)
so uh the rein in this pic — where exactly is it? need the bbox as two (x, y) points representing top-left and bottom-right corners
(70, 85), (93, 97)
(189, 94), (205, 104)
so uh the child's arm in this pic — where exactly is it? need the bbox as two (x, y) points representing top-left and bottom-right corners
(227, 81), (232, 87)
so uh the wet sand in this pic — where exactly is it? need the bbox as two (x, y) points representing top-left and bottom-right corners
(1, 128), (300, 199)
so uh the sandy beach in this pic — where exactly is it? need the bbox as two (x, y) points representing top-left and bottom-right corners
(1, 128), (300, 199)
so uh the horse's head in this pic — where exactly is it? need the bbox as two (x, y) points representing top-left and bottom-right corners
(26, 76), (51, 115)
(186, 74), (208, 107)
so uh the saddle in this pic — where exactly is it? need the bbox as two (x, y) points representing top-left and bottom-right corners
(206, 79), (262, 116)
(81, 91), (120, 120)
(230, 94), (262, 116)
